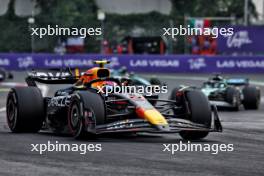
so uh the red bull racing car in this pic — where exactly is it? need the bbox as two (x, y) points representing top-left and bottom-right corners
(6, 61), (222, 140)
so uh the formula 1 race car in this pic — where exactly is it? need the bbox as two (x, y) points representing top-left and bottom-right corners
(6, 61), (222, 140)
(201, 74), (261, 111)
(0, 68), (13, 82)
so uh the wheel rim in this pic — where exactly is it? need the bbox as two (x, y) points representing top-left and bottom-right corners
(70, 104), (80, 129)
(6, 96), (17, 130)
(68, 102), (84, 137)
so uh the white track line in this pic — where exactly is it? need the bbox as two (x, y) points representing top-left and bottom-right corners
(0, 82), (27, 87)
(0, 107), (6, 113)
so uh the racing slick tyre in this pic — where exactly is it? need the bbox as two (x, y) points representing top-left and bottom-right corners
(149, 77), (161, 85)
(179, 90), (211, 140)
(242, 86), (261, 110)
(226, 87), (241, 111)
(68, 90), (105, 139)
(6, 87), (45, 133)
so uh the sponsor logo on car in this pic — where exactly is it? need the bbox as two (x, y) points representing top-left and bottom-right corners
(48, 96), (71, 107)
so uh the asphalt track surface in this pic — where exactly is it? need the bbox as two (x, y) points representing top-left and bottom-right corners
(0, 72), (263, 176)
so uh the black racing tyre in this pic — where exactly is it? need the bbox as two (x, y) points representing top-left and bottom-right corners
(179, 90), (211, 140)
(242, 86), (261, 110)
(68, 99), (86, 139)
(149, 77), (161, 85)
(226, 87), (240, 111)
(68, 90), (105, 138)
(77, 90), (106, 125)
(6, 87), (45, 133)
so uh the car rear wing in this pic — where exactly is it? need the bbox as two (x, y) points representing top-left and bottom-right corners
(226, 78), (249, 86)
(25, 69), (84, 86)
(26, 75), (80, 86)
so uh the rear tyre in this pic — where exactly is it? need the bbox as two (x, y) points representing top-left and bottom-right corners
(243, 86), (260, 110)
(226, 87), (240, 111)
(6, 87), (45, 132)
(68, 90), (105, 139)
(179, 90), (211, 140)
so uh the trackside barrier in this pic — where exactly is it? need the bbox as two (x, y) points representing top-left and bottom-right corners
(0, 53), (264, 73)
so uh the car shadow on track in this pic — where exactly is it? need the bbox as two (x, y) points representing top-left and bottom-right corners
(37, 131), (222, 144)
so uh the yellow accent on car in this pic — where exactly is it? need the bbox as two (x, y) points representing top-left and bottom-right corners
(75, 68), (80, 77)
(94, 60), (110, 68)
(143, 109), (168, 125)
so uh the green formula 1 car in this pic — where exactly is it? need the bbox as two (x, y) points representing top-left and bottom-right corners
(201, 74), (261, 111)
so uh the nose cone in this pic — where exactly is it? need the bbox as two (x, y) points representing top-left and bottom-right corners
(137, 108), (168, 125)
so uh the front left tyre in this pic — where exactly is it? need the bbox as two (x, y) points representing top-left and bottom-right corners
(179, 90), (212, 140)
(6, 87), (45, 132)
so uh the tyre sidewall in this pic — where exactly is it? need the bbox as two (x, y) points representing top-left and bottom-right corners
(6, 87), (45, 132)
(67, 97), (85, 138)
